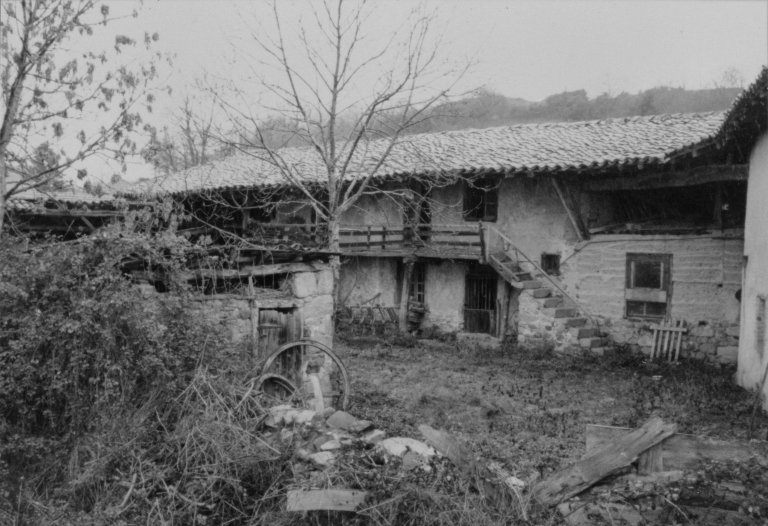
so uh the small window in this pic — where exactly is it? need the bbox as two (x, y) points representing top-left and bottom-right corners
(625, 253), (671, 319)
(541, 253), (561, 275)
(463, 178), (499, 222)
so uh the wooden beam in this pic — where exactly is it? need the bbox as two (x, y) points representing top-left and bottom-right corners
(286, 489), (367, 512)
(398, 259), (414, 333)
(181, 261), (322, 281)
(13, 209), (124, 218)
(582, 164), (747, 192)
(586, 424), (765, 471)
(551, 178), (588, 242)
(533, 417), (677, 506)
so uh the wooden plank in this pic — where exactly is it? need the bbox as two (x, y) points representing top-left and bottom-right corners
(638, 443), (664, 474)
(398, 260), (414, 333)
(586, 425), (767, 471)
(286, 489), (366, 512)
(582, 164), (748, 192)
(552, 178), (588, 242)
(674, 320), (684, 361)
(181, 262), (321, 281)
(534, 417), (677, 506)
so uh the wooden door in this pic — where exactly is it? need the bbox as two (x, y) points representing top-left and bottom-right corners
(464, 264), (497, 335)
(258, 308), (302, 358)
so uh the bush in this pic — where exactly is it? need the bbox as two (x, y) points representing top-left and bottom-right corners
(0, 225), (232, 516)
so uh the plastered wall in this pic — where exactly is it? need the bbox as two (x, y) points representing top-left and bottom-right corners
(738, 133), (768, 406)
(339, 257), (400, 306)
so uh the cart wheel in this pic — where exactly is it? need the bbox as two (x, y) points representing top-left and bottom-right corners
(254, 373), (298, 401)
(259, 339), (350, 411)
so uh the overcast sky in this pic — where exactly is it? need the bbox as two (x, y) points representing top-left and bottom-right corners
(91, 0), (768, 181)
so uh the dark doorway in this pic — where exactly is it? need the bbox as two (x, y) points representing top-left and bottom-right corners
(464, 263), (497, 334)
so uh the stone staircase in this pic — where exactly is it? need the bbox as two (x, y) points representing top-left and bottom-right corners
(488, 252), (608, 354)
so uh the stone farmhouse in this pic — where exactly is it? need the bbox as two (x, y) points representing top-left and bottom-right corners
(142, 70), (768, 367)
(5, 69), (767, 381)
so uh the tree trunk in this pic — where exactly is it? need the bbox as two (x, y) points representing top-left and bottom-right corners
(327, 215), (341, 343)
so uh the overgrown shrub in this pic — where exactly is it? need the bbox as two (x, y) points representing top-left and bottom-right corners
(0, 225), (232, 513)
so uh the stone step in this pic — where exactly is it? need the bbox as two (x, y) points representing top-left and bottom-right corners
(531, 288), (553, 298)
(579, 337), (604, 349)
(566, 317), (588, 327)
(543, 307), (576, 318)
(511, 280), (542, 290)
(540, 297), (563, 308)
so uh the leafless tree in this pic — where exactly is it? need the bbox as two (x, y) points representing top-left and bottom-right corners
(0, 0), (162, 235)
(194, 0), (469, 304)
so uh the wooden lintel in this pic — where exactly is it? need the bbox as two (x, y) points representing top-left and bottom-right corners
(582, 164), (748, 192)
(398, 259), (414, 333)
(14, 209), (124, 218)
(551, 178), (588, 242)
(182, 261), (326, 281)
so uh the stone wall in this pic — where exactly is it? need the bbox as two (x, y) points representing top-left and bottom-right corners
(139, 264), (335, 352)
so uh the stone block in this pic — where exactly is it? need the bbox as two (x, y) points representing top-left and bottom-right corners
(543, 307), (576, 319)
(637, 334), (653, 347)
(699, 342), (715, 354)
(691, 325), (715, 338)
(239, 308), (252, 320)
(541, 298), (563, 308)
(726, 326), (740, 338)
(456, 332), (501, 350)
(566, 317), (587, 327)
(316, 269), (334, 295)
(577, 327), (598, 339)
(326, 411), (359, 430)
(292, 272), (317, 298)
(532, 288), (553, 298)
(716, 345), (738, 362)
(580, 337), (602, 348)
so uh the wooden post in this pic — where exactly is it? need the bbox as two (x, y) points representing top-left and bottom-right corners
(366, 225), (371, 250)
(714, 182), (723, 230)
(248, 276), (260, 359)
(382, 226), (387, 249)
(551, 177), (588, 241)
(398, 259), (415, 333)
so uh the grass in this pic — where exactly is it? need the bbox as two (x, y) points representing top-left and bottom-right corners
(339, 336), (768, 483)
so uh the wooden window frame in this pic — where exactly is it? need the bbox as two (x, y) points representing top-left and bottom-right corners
(625, 253), (671, 319)
(463, 178), (499, 222)
(409, 262), (427, 305)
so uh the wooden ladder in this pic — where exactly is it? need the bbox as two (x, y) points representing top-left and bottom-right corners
(650, 319), (687, 362)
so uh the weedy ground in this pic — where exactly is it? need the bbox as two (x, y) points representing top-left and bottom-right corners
(339, 335), (768, 483)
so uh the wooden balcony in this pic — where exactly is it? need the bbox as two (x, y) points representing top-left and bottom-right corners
(241, 222), (484, 259)
(339, 224), (483, 259)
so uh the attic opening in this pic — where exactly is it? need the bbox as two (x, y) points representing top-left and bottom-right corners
(541, 253), (561, 275)
(591, 181), (746, 234)
(463, 178), (499, 222)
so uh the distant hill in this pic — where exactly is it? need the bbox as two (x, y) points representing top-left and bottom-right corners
(407, 85), (743, 134)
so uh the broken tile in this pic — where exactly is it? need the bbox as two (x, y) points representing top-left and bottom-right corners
(326, 410), (359, 430)
(402, 451), (426, 471)
(363, 429), (386, 444)
(319, 439), (341, 451)
(308, 451), (336, 467)
(377, 437), (436, 458)
(349, 419), (373, 433)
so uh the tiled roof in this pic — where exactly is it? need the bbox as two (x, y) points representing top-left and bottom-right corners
(6, 184), (116, 212)
(715, 67), (767, 162)
(153, 111), (726, 195)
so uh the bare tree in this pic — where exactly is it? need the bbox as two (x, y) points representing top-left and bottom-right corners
(142, 93), (230, 175)
(200, 0), (468, 304)
(0, 0), (162, 235)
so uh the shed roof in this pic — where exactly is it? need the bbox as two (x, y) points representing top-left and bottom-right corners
(152, 111), (726, 195)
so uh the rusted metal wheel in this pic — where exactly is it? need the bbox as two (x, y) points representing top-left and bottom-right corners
(258, 339), (350, 411)
(253, 373), (298, 401)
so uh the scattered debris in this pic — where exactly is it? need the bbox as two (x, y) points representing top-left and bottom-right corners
(286, 489), (367, 512)
(534, 417), (677, 506)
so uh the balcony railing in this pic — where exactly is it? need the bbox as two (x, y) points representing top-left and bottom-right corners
(241, 222), (483, 256)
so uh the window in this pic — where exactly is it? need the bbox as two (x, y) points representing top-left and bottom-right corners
(625, 253), (671, 319)
(463, 178), (499, 222)
(541, 253), (561, 275)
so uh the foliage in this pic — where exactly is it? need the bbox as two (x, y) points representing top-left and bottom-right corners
(0, 225), (231, 504)
(1, 0), (164, 233)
